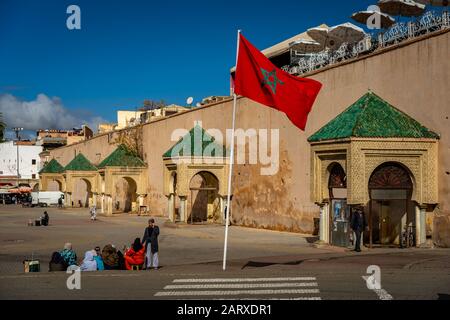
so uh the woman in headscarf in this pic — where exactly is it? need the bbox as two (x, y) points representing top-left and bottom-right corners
(101, 244), (120, 270)
(124, 238), (145, 270)
(80, 250), (97, 271)
(93, 247), (104, 271)
(59, 243), (78, 267)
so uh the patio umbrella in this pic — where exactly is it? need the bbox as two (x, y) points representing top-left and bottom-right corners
(415, 0), (449, 6)
(289, 39), (323, 53)
(378, 0), (426, 17)
(351, 10), (396, 29)
(18, 186), (32, 193)
(329, 23), (367, 45)
(306, 26), (342, 50)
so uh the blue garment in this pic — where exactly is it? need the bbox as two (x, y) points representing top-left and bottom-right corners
(59, 249), (77, 266)
(94, 256), (104, 270)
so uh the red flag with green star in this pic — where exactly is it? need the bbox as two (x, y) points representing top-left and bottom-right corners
(234, 34), (322, 131)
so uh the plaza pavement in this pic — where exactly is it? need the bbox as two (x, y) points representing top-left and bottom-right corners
(0, 204), (324, 274)
(1, 205), (449, 300)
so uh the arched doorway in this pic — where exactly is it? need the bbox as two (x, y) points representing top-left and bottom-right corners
(328, 163), (350, 247)
(72, 178), (92, 208)
(113, 177), (138, 213)
(369, 162), (414, 247)
(189, 171), (220, 224)
(47, 180), (62, 191)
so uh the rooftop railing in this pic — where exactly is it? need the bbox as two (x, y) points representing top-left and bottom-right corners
(282, 10), (450, 76)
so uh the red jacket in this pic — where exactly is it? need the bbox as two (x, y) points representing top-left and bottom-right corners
(124, 246), (145, 270)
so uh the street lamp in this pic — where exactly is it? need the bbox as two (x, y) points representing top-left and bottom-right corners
(12, 127), (23, 187)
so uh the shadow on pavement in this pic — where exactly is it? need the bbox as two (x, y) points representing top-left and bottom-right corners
(241, 259), (304, 269)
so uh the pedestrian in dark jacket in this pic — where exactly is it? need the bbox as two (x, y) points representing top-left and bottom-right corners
(143, 218), (160, 270)
(49, 251), (68, 271)
(350, 207), (368, 252)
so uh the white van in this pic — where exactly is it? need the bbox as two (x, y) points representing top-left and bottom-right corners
(31, 192), (64, 207)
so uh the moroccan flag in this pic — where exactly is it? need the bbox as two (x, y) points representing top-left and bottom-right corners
(234, 34), (322, 131)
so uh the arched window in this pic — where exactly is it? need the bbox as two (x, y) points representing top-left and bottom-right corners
(328, 163), (347, 199)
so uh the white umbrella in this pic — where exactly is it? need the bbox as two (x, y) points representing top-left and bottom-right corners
(378, 0), (426, 17)
(415, 0), (449, 6)
(307, 26), (342, 50)
(351, 10), (396, 29)
(329, 22), (367, 45)
(289, 39), (323, 53)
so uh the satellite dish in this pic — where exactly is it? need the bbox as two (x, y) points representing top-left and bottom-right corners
(186, 97), (194, 105)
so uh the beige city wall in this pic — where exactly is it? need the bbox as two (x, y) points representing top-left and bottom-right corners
(49, 30), (450, 244)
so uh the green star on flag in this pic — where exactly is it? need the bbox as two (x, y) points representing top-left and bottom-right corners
(260, 68), (284, 94)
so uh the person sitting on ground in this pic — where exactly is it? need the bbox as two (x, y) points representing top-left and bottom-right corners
(49, 251), (68, 271)
(59, 243), (78, 267)
(124, 238), (145, 270)
(101, 244), (120, 270)
(80, 250), (97, 272)
(41, 211), (49, 226)
(93, 246), (104, 270)
(117, 248), (126, 270)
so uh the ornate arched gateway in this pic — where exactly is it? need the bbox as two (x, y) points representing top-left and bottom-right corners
(39, 145), (147, 216)
(163, 125), (229, 224)
(308, 92), (439, 248)
(368, 162), (414, 246)
(189, 171), (220, 223)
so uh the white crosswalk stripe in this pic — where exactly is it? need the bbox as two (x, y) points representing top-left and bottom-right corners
(155, 277), (321, 300)
(172, 277), (316, 283)
(164, 282), (319, 289)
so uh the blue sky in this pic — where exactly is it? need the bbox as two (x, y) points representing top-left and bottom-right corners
(0, 0), (375, 131)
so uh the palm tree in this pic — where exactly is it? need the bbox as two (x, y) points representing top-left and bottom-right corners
(0, 112), (5, 142)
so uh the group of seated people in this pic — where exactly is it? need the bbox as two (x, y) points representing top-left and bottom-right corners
(49, 238), (147, 272)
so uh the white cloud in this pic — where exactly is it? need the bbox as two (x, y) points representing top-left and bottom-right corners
(0, 93), (107, 132)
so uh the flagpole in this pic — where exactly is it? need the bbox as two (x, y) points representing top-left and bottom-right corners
(223, 29), (241, 271)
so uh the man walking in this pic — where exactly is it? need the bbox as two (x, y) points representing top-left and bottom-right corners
(350, 206), (367, 252)
(142, 218), (160, 270)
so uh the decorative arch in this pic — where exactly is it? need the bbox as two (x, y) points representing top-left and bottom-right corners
(328, 163), (347, 189)
(48, 179), (63, 191)
(188, 171), (220, 223)
(189, 171), (219, 190)
(113, 176), (138, 213)
(40, 174), (65, 192)
(71, 177), (93, 208)
(366, 159), (417, 202)
(369, 162), (413, 190)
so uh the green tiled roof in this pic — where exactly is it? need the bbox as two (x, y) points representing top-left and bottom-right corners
(163, 124), (227, 158)
(308, 92), (440, 142)
(98, 145), (146, 168)
(39, 159), (64, 174)
(64, 153), (97, 171)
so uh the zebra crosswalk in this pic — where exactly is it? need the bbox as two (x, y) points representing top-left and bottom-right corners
(154, 276), (321, 300)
